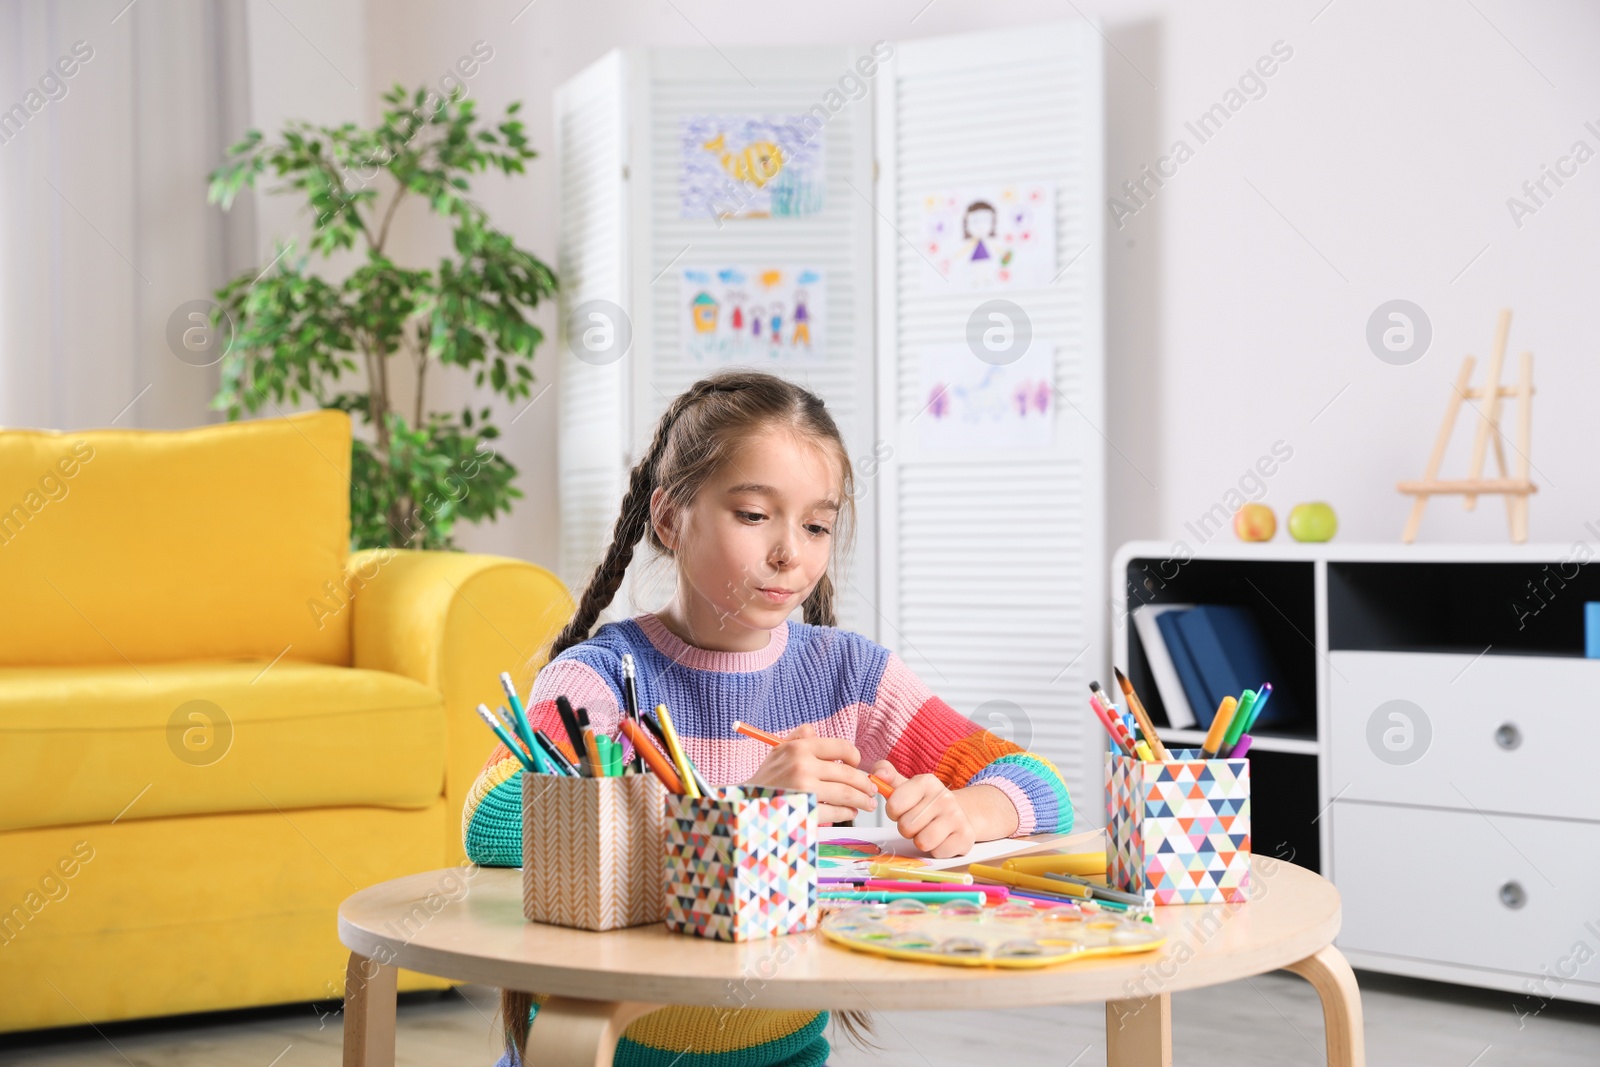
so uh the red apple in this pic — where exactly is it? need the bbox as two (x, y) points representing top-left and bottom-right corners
(1233, 503), (1277, 542)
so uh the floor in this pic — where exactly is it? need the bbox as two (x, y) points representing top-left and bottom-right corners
(2, 970), (1597, 1067)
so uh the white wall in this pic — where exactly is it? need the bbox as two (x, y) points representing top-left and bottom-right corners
(359, 0), (1600, 581)
(13, 0), (1596, 573)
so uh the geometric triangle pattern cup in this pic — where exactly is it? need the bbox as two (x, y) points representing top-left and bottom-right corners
(1106, 748), (1251, 905)
(522, 772), (668, 931)
(664, 786), (819, 942)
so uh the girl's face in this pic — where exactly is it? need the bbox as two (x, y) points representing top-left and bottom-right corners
(652, 427), (842, 649)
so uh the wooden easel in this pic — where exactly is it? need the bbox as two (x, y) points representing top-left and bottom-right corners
(1398, 308), (1535, 543)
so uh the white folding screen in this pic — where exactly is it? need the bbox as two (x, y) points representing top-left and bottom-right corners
(556, 46), (879, 632)
(874, 24), (1105, 815)
(554, 27), (1105, 812)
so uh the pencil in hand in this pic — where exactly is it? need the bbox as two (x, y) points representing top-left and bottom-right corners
(732, 720), (895, 798)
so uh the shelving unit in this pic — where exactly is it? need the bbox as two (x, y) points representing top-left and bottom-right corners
(1110, 540), (1600, 1005)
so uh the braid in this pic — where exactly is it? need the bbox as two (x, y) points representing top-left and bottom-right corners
(548, 381), (723, 658)
(802, 571), (837, 627)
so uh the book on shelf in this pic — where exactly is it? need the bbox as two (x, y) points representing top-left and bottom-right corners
(1131, 603), (1196, 728)
(1138, 603), (1292, 730)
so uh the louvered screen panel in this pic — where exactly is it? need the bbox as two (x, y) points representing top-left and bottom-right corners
(876, 25), (1106, 817)
(555, 52), (630, 607)
(621, 47), (879, 635)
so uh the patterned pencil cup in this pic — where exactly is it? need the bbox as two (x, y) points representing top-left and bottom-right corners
(1106, 748), (1251, 905)
(663, 786), (819, 942)
(522, 772), (667, 931)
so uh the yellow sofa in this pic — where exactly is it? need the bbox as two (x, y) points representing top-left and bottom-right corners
(0, 410), (573, 1033)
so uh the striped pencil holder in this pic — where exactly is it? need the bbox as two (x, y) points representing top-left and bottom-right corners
(663, 786), (819, 942)
(1106, 749), (1251, 905)
(522, 772), (667, 931)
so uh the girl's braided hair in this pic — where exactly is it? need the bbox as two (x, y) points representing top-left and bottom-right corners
(500, 368), (876, 1061)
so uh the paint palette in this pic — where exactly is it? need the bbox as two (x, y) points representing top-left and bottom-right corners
(819, 899), (1167, 970)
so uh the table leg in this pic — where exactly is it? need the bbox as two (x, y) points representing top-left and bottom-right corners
(1105, 993), (1171, 1067)
(342, 951), (398, 1067)
(1285, 944), (1366, 1067)
(518, 996), (663, 1067)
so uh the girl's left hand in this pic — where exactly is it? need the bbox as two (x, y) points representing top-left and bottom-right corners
(869, 761), (976, 859)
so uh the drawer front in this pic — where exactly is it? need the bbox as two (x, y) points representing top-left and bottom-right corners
(1333, 802), (1600, 984)
(1328, 650), (1600, 820)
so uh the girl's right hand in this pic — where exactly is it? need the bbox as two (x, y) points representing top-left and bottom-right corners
(744, 723), (878, 825)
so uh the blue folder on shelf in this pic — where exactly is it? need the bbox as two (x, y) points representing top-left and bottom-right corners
(1164, 604), (1291, 730)
(1154, 609), (1213, 727)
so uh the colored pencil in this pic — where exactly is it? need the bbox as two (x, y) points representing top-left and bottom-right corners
(532, 729), (579, 776)
(1042, 871), (1149, 906)
(617, 717), (683, 792)
(475, 704), (535, 773)
(1089, 688), (1136, 755)
(1113, 666), (1171, 761)
(653, 703), (700, 799)
(968, 862), (1092, 899)
(499, 672), (547, 769)
(642, 707), (711, 796)
(731, 720), (895, 798)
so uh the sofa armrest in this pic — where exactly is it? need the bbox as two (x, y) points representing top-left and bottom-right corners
(348, 549), (574, 868)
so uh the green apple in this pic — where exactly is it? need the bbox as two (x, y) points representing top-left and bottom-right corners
(1288, 502), (1338, 542)
(1233, 502), (1277, 542)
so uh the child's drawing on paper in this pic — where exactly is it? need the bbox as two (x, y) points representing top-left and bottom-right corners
(918, 343), (1056, 450)
(920, 184), (1057, 292)
(680, 115), (825, 220)
(680, 265), (825, 365)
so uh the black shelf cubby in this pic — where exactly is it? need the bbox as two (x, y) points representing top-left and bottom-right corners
(1121, 557), (1318, 739)
(1328, 561), (1600, 657)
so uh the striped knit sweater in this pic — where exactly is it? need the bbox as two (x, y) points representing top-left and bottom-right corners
(463, 612), (1074, 1067)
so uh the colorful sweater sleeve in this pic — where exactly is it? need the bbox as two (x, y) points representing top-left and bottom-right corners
(460, 656), (623, 867)
(856, 651), (1074, 837)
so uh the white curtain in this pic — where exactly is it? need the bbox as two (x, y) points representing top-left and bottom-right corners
(0, 0), (254, 431)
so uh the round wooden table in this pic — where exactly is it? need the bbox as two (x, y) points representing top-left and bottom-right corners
(337, 854), (1364, 1066)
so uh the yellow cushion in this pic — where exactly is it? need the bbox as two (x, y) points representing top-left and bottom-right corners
(0, 804), (452, 1031)
(0, 659), (446, 833)
(0, 410), (352, 667)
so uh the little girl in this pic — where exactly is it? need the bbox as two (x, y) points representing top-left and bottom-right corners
(462, 369), (1074, 1067)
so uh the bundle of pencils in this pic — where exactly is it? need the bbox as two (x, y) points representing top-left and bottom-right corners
(1089, 667), (1270, 762)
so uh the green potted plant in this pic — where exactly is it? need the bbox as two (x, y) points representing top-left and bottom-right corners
(207, 85), (557, 549)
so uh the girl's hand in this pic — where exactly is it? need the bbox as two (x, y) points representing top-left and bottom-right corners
(744, 723), (878, 825)
(870, 761), (977, 859)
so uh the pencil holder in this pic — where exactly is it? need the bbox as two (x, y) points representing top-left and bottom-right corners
(1106, 749), (1251, 905)
(522, 772), (667, 931)
(663, 785), (819, 942)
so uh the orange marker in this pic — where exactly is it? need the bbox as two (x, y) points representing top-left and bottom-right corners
(618, 717), (683, 793)
(1200, 696), (1239, 759)
(732, 720), (895, 798)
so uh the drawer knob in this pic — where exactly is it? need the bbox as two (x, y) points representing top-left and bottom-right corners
(1494, 723), (1522, 751)
(1499, 881), (1527, 910)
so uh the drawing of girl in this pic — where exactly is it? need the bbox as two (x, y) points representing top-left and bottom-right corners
(791, 290), (811, 347)
(962, 200), (997, 263)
